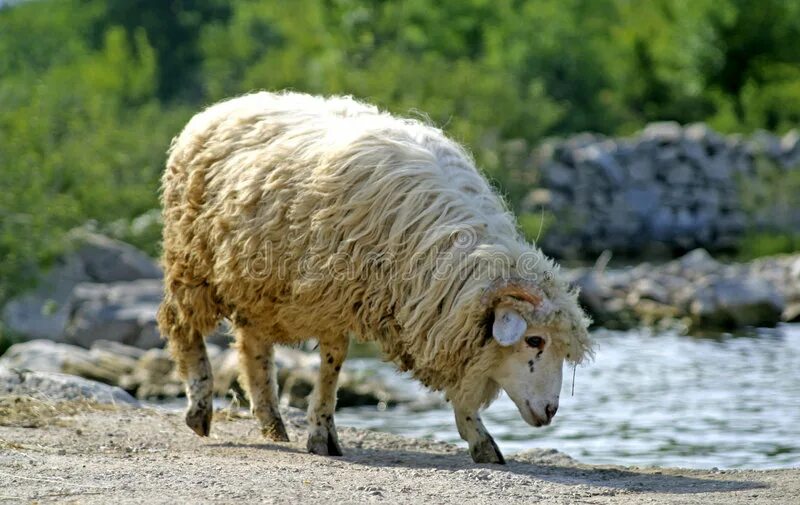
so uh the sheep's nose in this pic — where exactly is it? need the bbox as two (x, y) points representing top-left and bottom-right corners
(545, 403), (558, 421)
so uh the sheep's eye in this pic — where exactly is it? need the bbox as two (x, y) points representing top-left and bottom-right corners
(525, 336), (545, 349)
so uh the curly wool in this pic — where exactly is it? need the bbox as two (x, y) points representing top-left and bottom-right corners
(161, 91), (592, 412)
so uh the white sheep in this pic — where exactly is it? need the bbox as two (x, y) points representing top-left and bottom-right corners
(157, 91), (593, 463)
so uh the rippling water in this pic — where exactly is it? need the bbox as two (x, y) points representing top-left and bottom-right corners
(336, 324), (800, 469)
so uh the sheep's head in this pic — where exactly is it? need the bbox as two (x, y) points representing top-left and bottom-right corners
(481, 277), (592, 427)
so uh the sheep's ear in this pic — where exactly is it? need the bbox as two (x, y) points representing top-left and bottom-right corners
(492, 307), (527, 346)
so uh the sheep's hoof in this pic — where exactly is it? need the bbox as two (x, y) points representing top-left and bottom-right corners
(470, 436), (505, 464)
(186, 404), (212, 437)
(307, 430), (343, 457)
(261, 418), (290, 442)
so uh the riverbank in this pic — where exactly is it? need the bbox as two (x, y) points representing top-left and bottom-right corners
(2, 231), (799, 348)
(0, 399), (797, 504)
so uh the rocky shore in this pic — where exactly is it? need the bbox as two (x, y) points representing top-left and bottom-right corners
(0, 230), (796, 423)
(0, 338), (412, 409)
(2, 230), (797, 347)
(0, 230), (797, 411)
(569, 249), (800, 331)
(0, 396), (797, 504)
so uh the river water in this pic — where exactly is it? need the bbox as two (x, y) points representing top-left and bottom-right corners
(336, 324), (800, 469)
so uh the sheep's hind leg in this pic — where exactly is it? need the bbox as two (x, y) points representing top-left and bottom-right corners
(183, 339), (214, 437)
(234, 327), (289, 442)
(454, 407), (505, 464)
(307, 337), (348, 456)
(163, 319), (214, 437)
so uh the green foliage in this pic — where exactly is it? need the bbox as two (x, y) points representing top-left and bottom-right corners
(0, 1), (191, 303)
(737, 232), (800, 260)
(1, 0), (799, 304)
(0, 322), (23, 357)
(518, 212), (555, 245)
(93, 0), (233, 101)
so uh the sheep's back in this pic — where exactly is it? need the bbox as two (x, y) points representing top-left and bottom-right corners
(162, 92), (519, 342)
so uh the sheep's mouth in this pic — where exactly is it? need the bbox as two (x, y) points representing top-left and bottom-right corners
(522, 400), (551, 427)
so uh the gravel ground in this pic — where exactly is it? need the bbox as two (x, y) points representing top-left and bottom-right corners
(0, 397), (797, 504)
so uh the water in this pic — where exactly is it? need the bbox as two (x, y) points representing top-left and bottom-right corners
(336, 324), (800, 469)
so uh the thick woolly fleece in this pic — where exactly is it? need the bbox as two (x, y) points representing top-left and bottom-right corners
(158, 91), (592, 413)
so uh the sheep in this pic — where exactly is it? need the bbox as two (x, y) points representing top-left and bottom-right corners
(157, 91), (593, 464)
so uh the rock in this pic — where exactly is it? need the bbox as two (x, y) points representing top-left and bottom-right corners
(705, 153), (733, 181)
(684, 122), (724, 146)
(120, 348), (183, 399)
(59, 279), (231, 349)
(62, 347), (139, 386)
(576, 145), (624, 184)
(689, 277), (785, 329)
(0, 339), (92, 373)
(666, 162), (694, 185)
(627, 157), (655, 182)
(780, 130), (800, 166)
(515, 447), (579, 466)
(2, 230), (161, 340)
(676, 249), (718, 276)
(571, 269), (624, 327)
(623, 186), (662, 218)
(0, 339), (146, 392)
(253, 347), (415, 409)
(281, 368), (316, 409)
(783, 303), (800, 322)
(627, 278), (670, 305)
(0, 366), (138, 405)
(570, 250), (799, 331)
(64, 280), (163, 348)
(0, 334), (409, 406)
(541, 162), (574, 189)
(650, 207), (676, 241)
(751, 130), (783, 160)
(1, 255), (89, 341)
(337, 372), (403, 408)
(68, 228), (162, 283)
(643, 121), (683, 143)
(91, 339), (146, 361)
(211, 348), (241, 397)
(279, 366), (406, 410)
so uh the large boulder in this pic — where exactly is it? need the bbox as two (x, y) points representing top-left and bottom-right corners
(0, 339), (141, 387)
(2, 230), (161, 341)
(0, 339), (91, 373)
(60, 277), (231, 350)
(68, 229), (162, 282)
(63, 279), (164, 349)
(688, 277), (786, 329)
(0, 366), (138, 405)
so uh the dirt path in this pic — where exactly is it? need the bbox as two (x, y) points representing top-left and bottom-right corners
(0, 398), (797, 504)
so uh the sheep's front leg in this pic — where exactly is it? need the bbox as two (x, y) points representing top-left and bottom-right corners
(454, 407), (505, 464)
(307, 338), (348, 456)
(234, 328), (289, 442)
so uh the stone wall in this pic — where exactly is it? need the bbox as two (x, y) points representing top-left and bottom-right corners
(520, 123), (800, 258)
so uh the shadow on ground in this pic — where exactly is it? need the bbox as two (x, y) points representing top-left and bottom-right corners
(345, 447), (766, 494)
